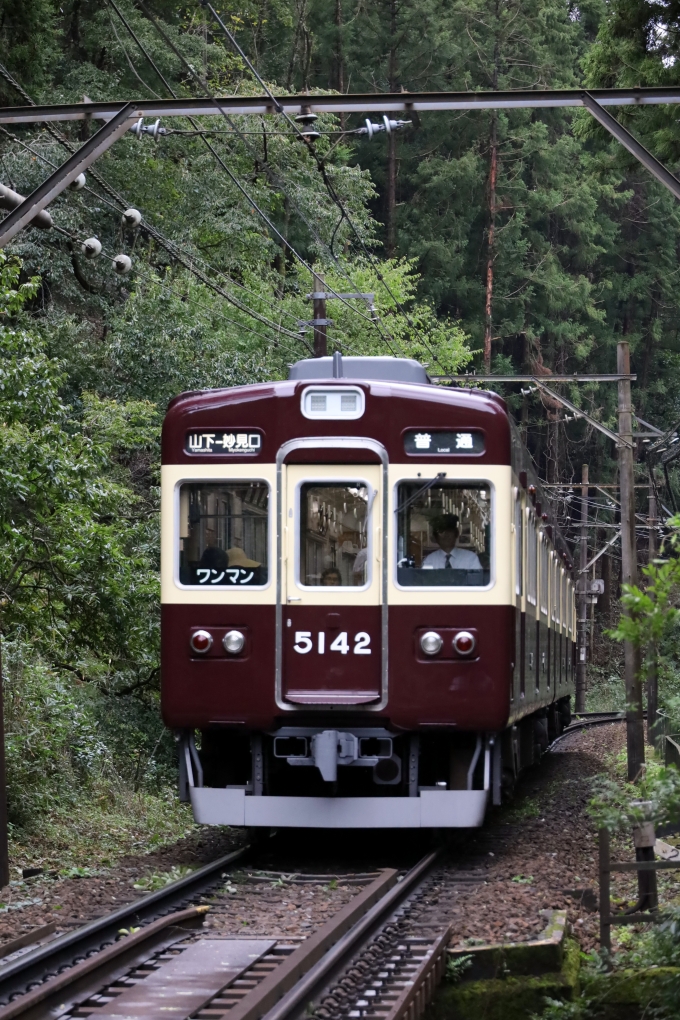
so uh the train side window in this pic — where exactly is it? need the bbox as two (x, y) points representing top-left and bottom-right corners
(299, 482), (370, 587)
(514, 489), (523, 597)
(561, 572), (567, 631)
(178, 481), (269, 586)
(395, 480), (491, 587)
(556, 567), (562, 626)
(526, 510), (537, 605)
(539, 533), (549, 615)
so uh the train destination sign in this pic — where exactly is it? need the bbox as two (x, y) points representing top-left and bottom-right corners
(404, 429), (485, 455)
(185, 430), (263, 454)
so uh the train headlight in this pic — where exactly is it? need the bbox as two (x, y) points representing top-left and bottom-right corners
(223, 629), (245, 655)
(420, 631), (443, 656)
(190, 630), (213, 654)
(453, 631), (476, 656)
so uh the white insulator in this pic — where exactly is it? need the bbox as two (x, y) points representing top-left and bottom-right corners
(122, 207), (142, 227)
(113, 253), (132, 275)
(69, 173), (86, 191)
(81, 237), (102, 258)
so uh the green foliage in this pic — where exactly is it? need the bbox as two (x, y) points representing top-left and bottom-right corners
(589, 760), (680, 831)
(609, 516), (680, 726)
(133, 864), (194, 891)
(446, 955), (473, 983)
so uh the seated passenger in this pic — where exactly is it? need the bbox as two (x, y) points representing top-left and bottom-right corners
(198, 542), (229, 573)
(320, 566), (342, 586)
(422, 514), (483, 571)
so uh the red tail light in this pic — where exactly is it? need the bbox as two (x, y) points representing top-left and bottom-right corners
(190, 630), (213, 654)
(453, 631), (476, 656)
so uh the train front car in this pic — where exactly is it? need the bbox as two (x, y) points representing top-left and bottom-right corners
(161, 356), (575, 829)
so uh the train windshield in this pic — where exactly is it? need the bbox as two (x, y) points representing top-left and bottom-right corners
(178, 482), (268, 586)
(299, 482), (370, 587)
(396, 480), (491, 587)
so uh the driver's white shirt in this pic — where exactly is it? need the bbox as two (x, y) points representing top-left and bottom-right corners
(422, 547), (483, 570)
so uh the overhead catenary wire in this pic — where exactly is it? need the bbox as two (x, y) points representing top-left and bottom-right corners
(42, 221), (309, 362)
(0, 76), (318, 352)
(102, 1), (375, 358)
(198, 0), (447, 368)
(132, 0), (406, 358)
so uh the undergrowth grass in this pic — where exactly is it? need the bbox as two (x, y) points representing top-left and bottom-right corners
(8, 788), (198, 872)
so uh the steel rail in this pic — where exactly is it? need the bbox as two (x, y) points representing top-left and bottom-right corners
(6, 87), (680, 124)
(0, 906), (208, 1020)
(258, 851), (440, 1020)
(549, 712), (625, 749)
(0, 842), (249, 1006)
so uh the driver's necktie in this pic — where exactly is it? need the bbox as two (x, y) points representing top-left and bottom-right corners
(444, 553), (452, 568)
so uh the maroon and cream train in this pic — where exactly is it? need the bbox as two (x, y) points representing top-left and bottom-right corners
(161, 355), (575, 829)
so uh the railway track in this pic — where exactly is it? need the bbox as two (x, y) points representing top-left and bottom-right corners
(0, 712), (625, 1020)
(550, 711), (625, 749)
(0, 850), (472, 1020)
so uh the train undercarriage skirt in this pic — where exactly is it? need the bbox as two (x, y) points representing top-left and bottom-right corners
(188, 786), (489, 828)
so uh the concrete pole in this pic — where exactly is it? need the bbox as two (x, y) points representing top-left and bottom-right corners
(617, 341), (645, 780)
(647, 472), (658, 747)
(575, 464), (588, 712)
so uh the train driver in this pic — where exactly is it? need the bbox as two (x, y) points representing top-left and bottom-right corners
(422, 514), (483, 572)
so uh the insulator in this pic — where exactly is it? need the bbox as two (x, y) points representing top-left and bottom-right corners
(113, 253), (132, 275)
(122, 208), (142, 227)
(81, 237), (102, 258)
(69, 173), (86, 191)
(130, 117), (167, 139)
(359, 117), (411, 141)
(295, 110), (318, 126)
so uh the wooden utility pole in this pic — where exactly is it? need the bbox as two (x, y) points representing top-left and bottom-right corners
(617, 341), (645, 780)
(312, 273), (327, 357)
(0, 644), (8, 888)
(647, 470), (658, 746)
(575, 464), (588, 712)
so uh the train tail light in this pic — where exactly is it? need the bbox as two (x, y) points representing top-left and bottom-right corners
(453, 631), (476, 656)
(190, 630), (213, 654)
(420, 631), (443, 656)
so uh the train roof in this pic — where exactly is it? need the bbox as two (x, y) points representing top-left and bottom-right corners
(288, 354), (429, 385)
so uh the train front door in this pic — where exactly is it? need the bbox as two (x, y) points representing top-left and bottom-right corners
(280, 463), (384, 706)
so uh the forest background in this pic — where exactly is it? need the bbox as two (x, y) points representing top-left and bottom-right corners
(0, 0), (678, 866)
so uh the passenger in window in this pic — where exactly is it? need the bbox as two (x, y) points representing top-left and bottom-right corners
(321, 567), (342, 586)
(226, 546), (264, 584)
(198, 542), (229, 574)
(422, 515), (483, 572)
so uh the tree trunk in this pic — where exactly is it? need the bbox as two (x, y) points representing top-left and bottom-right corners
(386, 0), (398, 257)
(483, 117), (498, 371)
(335, 0), (345, 129)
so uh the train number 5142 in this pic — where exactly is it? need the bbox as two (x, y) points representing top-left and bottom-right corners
(293, 631), (371, 655)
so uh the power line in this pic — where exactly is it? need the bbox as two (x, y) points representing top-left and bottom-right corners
(133, 0), (404, 358)
(0, 68), (317, 352)
(199, 0), (446, 368)
(42, 218), (309, 362)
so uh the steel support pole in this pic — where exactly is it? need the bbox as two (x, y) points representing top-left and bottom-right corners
(647, 472), (659, 747)
(575, 464), (589, 712)
(582, 92), (680, 205)
(313, 272), (327, 358)
(618, 341), (645, 780)
(0, 103), (135, 247)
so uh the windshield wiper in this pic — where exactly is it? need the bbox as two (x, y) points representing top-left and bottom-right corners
(395, 473), (447, 515)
